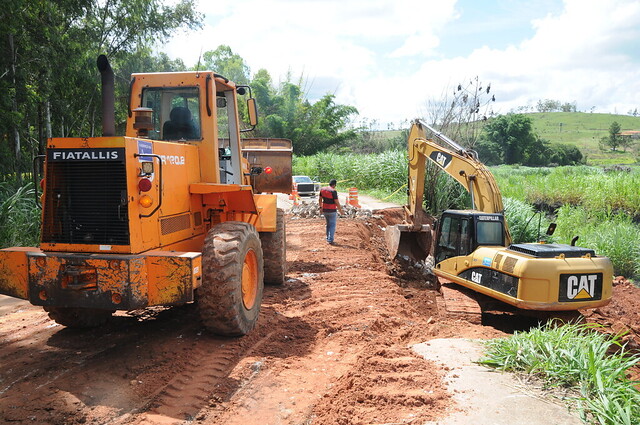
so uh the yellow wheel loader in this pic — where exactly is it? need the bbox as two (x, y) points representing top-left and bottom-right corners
(387, 120), (612, 313)
(0, 55), (292, 336)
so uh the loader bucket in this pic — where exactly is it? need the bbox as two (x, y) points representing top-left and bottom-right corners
(385, 224), (432, 262)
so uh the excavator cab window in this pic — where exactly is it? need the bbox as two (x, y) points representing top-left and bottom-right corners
(141, 87), (201, 141)
(436, 214), (473, 262)
(475, 220), (504, 246)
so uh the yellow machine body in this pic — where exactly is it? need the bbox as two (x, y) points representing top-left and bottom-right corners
(389, 120), (613, 312)
(434, 244), (613, 311)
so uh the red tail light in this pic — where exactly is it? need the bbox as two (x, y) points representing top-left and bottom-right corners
(264, 166), (273, 174)
(138, 178), (152, 192)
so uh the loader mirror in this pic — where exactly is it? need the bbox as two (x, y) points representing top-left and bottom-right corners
(247, 98), (258, 127)
(546, 223), (557, 236)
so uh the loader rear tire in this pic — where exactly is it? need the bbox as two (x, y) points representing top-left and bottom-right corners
(260, 208), (287, 285)
(198, 221), (264, 336)
(44, 307), (113, 328)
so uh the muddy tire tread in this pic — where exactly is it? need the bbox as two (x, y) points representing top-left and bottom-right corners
(260, 208), (287, 285)
(198, 221), (264, 336)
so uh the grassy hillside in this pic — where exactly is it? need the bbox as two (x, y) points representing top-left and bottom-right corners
(378, 113), (640, 165)
(525, 112), (640, 165)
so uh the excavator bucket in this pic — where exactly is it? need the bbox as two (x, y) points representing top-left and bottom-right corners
(385, 224), (432, 262)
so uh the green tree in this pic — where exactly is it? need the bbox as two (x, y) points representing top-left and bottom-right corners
(619, 134), (635, 152)
(536, 99), (561, 112)
(0, 0), (201, 182)
(291, 94), (358, 155)
(248, 67), (358, 155)
(548, 143), (583, 165)
(480, 114), (537, 164)
(599, 121), (622, 151)
(201, 45), (250, 84)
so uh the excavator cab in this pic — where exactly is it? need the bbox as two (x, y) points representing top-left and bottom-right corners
(434, 210), (506, 263)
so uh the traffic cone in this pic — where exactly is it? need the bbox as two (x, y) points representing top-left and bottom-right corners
(291, 186), (300, 206)
(348, 187), (361, 208)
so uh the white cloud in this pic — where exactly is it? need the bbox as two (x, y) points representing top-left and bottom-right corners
(163, 0), (640, 127)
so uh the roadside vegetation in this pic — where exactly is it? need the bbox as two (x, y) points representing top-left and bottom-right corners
(480, 322), (640, 425)
(294, 152), (640, 280)
(0, 182), (40, 247)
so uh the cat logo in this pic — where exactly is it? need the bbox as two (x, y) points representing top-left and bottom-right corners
(429, 150), (452, 169)
(471, 271), (483, 284)
(559, 273), (602, 302)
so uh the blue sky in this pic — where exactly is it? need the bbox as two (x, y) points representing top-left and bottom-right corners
(164, 0), (640, 128)
(439, 0), (564, 57)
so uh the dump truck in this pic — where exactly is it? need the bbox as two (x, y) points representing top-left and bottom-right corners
(0, 55), (288, 336)
(387, 119), (613, 313)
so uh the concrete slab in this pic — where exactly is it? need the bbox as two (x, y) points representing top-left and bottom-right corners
(413, 338), (581, 425)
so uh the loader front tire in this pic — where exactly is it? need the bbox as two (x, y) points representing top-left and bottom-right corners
(259, 208), (287, 285)
(198, 221), (264, 336)
(44, 307), (113, 328)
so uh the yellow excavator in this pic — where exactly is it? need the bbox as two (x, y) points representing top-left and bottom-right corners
(387, 119), (612, 312)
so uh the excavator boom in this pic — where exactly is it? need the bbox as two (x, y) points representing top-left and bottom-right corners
(388, 119), (510, 260)
(408, 120), (505, 216)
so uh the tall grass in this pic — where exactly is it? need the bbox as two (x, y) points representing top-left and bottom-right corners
(554, 206), (640, 278)
(480, 322), (640, 425)
(493, 166), (640, 218)
(503, 197), (553, 244)
(0, 182), (41, 247)
(293, 150), (407, 189)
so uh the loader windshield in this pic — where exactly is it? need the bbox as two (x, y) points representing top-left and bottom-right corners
(141, 87), (201, 141)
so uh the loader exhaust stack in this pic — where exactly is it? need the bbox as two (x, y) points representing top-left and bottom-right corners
(97, 54), (115, 137)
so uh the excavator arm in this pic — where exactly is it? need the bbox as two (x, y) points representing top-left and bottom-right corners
(387, 119), (510, 261)
(406, 119), (505, 218)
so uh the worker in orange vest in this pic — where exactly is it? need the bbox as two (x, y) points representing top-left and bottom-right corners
(318, 179), (344, 245)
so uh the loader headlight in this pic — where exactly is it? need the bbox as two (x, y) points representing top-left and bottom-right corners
(139, 195), (153, 208)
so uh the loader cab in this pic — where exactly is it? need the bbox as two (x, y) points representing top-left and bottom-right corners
(141, 87), (202, 141)
(129, 71), (258, 186)
(435, 210), (506, 263)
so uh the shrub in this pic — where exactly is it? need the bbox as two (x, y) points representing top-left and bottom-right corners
(0, 182), (40, 247)
(555, 206), (640, 279)
(480, 322), (640, 425)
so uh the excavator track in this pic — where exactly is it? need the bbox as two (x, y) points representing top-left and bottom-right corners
(436, 280), (584, 325)
(436, 281), (483, 324)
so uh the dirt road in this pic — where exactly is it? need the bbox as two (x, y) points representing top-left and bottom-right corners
(1, 211), (639, 425)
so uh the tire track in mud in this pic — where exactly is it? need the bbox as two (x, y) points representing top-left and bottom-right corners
(0, 307), (205, 424)
(120, 329), (279, 425)
(133, 340), (240, 424)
